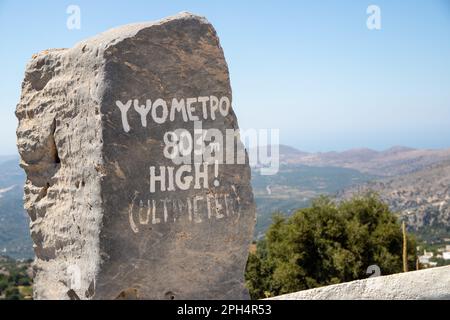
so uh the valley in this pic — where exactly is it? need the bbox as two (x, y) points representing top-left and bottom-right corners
(1, 144), (450, 259)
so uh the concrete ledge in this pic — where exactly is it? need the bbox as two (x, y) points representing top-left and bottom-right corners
(268, 266), (450, 300)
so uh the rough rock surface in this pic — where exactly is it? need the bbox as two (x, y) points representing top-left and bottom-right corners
(16, 12), (256, 300)
(339, 161), (450, 233)
(268, 266), (450, 300)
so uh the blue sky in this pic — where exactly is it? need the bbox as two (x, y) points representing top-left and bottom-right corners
(1, 0), (449, 154)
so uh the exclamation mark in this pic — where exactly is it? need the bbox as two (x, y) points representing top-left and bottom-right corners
(213, 160), (220, 187)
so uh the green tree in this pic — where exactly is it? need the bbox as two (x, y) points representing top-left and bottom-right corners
(4, 287), (21, 300)
(0, 277), (8, 294)
(245, 194), (417, 299)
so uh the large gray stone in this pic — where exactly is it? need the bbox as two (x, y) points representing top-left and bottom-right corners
(16, 12), (256, 300)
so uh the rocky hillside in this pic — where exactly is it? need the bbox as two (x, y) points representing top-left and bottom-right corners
(252, 145), (450, 242)
(338, 161), (450, 242)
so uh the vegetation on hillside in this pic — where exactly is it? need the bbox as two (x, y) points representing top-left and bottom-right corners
(245, 194), (417, 299)
(0, 256), (33, 300)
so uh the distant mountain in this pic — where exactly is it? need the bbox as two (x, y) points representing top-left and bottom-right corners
(0, 158), (33, 259)
(383, 146), (416, 154)
(338, 161), (450, 243)
(278, 144), (309, 157)
(272, 145), (450, 177)
(0, 155), (21, 164)
(248, 144), (309, 163)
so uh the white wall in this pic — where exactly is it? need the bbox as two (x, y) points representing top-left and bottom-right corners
(268, 266), (450, 300)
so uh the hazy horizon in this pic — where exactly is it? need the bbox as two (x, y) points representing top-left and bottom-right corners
(3, 143), (450, 158)
(1, 0), (450, 154)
